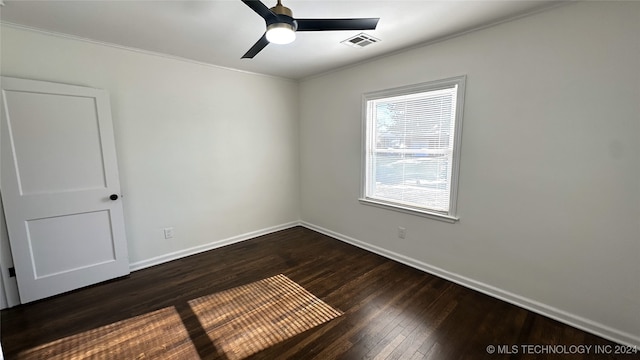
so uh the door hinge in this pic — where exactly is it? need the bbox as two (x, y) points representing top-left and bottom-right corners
(8, 267), (16, 277)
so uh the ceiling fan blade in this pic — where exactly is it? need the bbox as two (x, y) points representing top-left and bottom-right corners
(241, 0), (277, 22)
(242, 33), (270, 59)
(296, 18), (379, 31)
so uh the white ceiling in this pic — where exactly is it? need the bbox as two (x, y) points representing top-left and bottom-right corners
(0, 0), (562, 79)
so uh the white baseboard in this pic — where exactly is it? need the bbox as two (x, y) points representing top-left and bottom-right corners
(300, 221), (640, 348)
(129, 221), (300, 272)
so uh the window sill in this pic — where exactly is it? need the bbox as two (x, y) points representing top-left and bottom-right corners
(359, 198), (459, 223)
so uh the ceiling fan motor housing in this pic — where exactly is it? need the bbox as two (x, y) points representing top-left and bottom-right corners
(267, 2), (297, 30)
(270, 1), (292, 17)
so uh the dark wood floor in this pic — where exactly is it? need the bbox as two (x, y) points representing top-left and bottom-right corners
(1, 227), (636, 359)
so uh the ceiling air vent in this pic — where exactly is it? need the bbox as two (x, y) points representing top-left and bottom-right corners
(341, 33), (380, 48)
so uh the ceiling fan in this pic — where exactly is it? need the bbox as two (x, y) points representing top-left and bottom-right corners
(240, 0), (379, 58)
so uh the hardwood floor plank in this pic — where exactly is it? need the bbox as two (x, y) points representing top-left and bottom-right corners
(1, 227), (635, 360)
(372, 330), (406, 360)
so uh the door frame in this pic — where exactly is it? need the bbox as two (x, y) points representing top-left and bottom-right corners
(0, 192), (20, 308)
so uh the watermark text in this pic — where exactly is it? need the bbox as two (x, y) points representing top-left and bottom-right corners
(485, 344), (637, 355)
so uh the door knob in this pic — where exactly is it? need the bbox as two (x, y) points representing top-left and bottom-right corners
(109, 194), (119, 201)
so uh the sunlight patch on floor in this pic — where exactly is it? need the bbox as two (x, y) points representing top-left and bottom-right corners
(189, 274), (343, 360)
(17, 274), (342, 360)
(17, 306), (198, 359)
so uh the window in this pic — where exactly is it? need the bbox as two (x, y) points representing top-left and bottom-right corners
(360, 76), (466, 222)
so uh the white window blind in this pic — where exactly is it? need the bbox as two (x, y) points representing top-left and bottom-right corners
(362, 76), (465, 220)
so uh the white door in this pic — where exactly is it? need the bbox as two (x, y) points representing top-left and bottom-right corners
(0, 76), (129, 303)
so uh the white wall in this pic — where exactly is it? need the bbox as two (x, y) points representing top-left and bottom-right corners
(299, 1), (639, 346)
(0, 25), (300, 270)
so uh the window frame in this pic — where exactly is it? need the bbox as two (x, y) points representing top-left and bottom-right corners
(359, 76), (466, 223)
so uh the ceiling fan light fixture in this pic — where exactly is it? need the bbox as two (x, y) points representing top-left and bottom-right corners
(266, 23), (296, 44)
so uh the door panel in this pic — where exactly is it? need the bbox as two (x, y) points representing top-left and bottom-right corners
(5, 91), (107, 195)
(1, 76), (129, 303)
(27, 210), (116, 278)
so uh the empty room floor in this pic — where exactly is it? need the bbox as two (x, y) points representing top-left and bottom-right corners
(1, 227), (634, 359)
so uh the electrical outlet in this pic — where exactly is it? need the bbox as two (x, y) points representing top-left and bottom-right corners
(163, 227), (174, 239)
(398, 227), (406, 239)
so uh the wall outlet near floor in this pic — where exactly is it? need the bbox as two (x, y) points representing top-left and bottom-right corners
(163, 227), (174, 239)
(398, 227), (406, 239)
